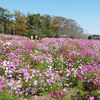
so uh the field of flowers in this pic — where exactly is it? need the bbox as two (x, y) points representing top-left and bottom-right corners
(0, 34), (100, 100)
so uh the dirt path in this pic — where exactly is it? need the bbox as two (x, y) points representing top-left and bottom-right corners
(30, 87), (79, 100)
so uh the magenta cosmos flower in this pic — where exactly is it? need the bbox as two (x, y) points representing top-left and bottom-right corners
(0, 81), (4, 89)
(56, 92), (62, 96)
(49, 92), (54, 98)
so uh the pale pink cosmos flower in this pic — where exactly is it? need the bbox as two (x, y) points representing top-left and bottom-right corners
(24, 73), (30, 79)
(98, 96), (100, 98)
(34, 95), (38, 99)
(25, 65), (30, 68)
(34, 80), (38, 85)
(30, 76), (33, 79)
(16, 76), (19, 79)
(89, 96), (94, 100)
(16, 80), (21, 84)
(18, 69), (25, 73)
(19, 92), (23, 95)
(40, 79), (44, 83)
(62, 88), (67, 92)
(87, 80), (90, 82)
(25, 80), (29, 83)
(98, 91), (100, 93)
(94, 81), (97, 85)
(19, 84), (22, 88)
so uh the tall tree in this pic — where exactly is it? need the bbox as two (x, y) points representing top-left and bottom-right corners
(0, 7), (11, 34)
(9, 10), (29, 36)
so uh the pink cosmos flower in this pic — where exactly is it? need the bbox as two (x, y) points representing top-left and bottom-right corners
(61, 71), (64, 74)
(16, 76), (19, 79)
(89, 95), (92, 97)
(98, 96), (100, 98)
(9, 65), (16, 70)
(25, 91), (29, 96)
(40, 79), (44, 83)
(34, 95), (38, 99)
(0, 81), (4, 89)
(98, 91), (100, 93)
(98, 86), (100, 89)
(19, 92), (23, 95)
(25, 65), (30, 68)
(2, 70), (5, 73)
(70, 67), (72, 70)
(12, 94), (15, 97)
(89, 86), (92, 89)
(62, 88), (67, 92)
(18, 69), (25, 73)
(78, 77), (81, 80)
(87, 80), (90, 82)
(83, 87), (85, 90)
(25, 80), (29, 83)
(78, 72), (81, 76)
(19, 84), (22, 88)
(93, 82), (97, 85)
(24, 73), (30, 79)
(89, 96), (94, 100)
(34, 80), (38, 85)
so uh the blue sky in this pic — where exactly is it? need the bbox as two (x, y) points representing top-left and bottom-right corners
(1, 0), (100, 35)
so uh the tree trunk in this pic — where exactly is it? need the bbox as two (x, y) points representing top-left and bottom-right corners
(2, 22), (4, 34)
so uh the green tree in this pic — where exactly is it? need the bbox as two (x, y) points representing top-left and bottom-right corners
(40, 32), (45, 38)
(0, 7), (11, 34)
(9, 10), (29, 36)
(44, 29), (54, 37)
(70, 36), (75, 39)
(88, 35), (93, 39)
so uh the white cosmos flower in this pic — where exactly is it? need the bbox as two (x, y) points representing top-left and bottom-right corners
(48, 66), (52, 70)
(3, 60), (7, 66)
(6, 41), (11, 45)
(66, 73), (70, 77)
(5, 72), (7, 75)
(79, 66), (82, 69)
(34, 80), (37, 85)
(9, 70), (12, 73)
(51, 77), (54, 80)
(8, 82), (13, 86)
(7, 61), (10, 65)
(32, 74), (34, 77)
(6, 67), (9, 70)
(17, 85), (20, 87)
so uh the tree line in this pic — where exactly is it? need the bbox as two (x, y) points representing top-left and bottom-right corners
(88, 35), (100, 39)
(0, 7), (88, 39)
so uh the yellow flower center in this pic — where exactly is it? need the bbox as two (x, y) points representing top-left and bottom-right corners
(0, 83), (3, 86)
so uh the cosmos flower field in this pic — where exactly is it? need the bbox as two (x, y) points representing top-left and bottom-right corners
(0, 34), (100, 100)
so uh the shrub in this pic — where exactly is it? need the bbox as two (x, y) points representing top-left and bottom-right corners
(88, 35), (93, 39)
(70, 36), (75, 39)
